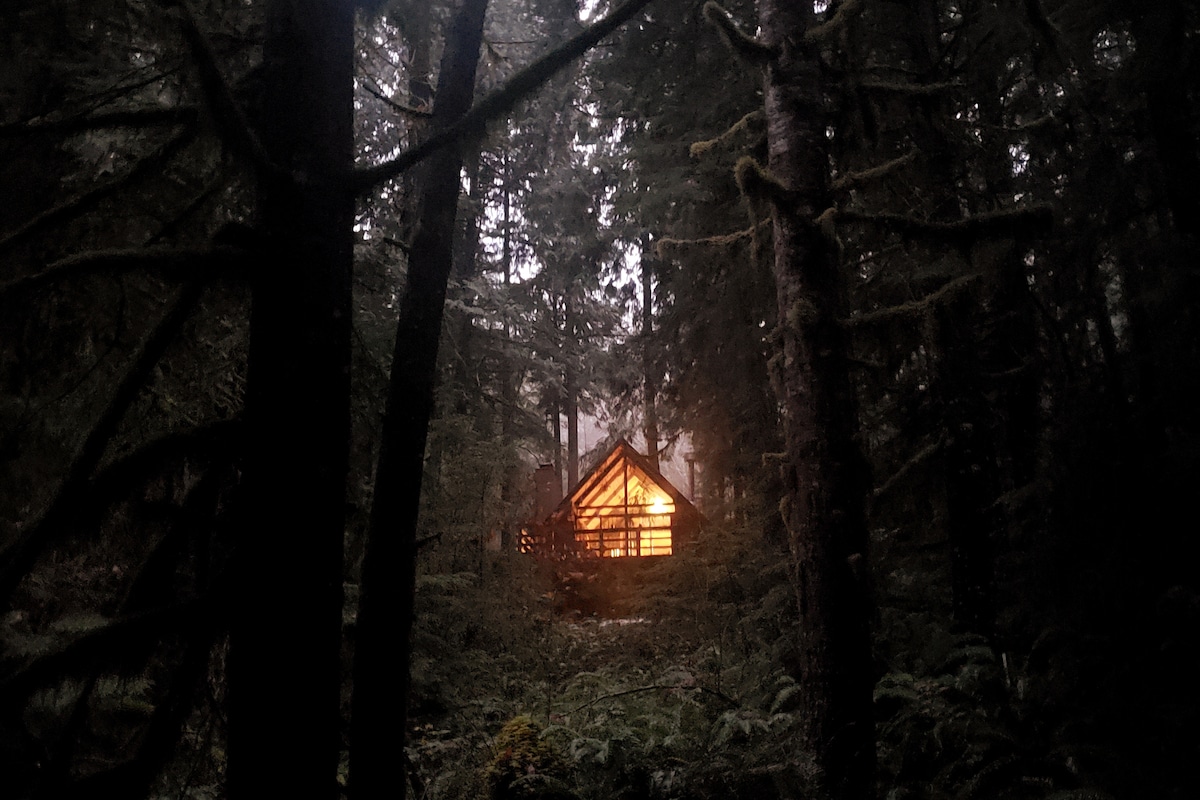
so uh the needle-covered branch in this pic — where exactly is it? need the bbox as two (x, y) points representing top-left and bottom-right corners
(857, 79), (962, 96)
(76, 420), (244, 528)
(870, 435), (946, 504)
(0, 601), (209, 701)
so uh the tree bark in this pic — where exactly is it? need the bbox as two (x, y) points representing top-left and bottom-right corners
(565, 292), (580, 490)
(349, 1), (489, 797)
(226, 2), (354, 798)
(755, 2), (875, 797)
(641, 243), (660, 471)
(500, 150), (519, 549)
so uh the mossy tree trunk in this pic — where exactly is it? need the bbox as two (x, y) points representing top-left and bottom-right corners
(754, 2), (876, 797)
(227, 1), (355, 797)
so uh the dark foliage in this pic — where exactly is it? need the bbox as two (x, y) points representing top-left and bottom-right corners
(3, 1), (1198, 799)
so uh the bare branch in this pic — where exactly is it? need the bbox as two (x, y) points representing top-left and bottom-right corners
(566, 682), (739, 714)
(702, 2), (776, 65)
(362, 80), (433, 119)
(352, 0), (657, 193)
(167, 0), (290, 182)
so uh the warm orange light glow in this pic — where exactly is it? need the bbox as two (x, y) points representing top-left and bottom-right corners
(564, 445), (683, 558)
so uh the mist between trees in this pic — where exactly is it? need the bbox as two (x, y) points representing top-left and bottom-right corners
(1, 1), (1197, 799)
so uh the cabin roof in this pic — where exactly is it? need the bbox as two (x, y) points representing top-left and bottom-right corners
(548, 438), (702, 525)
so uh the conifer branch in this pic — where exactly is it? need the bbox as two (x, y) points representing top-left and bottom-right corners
(805, 0), (866, 44)
(167, 0), (290, 182)
(80, 421), (244, 523)
(352, 0), (656, 193)
(0, 246), (245, 302)
(0, 282), (210, 605)
(702, 2), (776, 65)
(870, 435), (946, 501)
(689, 110), (766, 158)
(59, 631), (214, 800)
(734, 156), (791, 203)
(831, 148), (918, 191)
(656, 220), (770, 253)
(844, 274), (982, 328)
(0, 602), (209, 700)
(0, 127), (198, 257)
(0, 107), (198, 138)
(837, 203), (1054, 243)
(858, 79), (961, 96)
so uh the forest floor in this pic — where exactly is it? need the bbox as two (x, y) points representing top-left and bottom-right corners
(401, 537), (1197, 800)
(404, 543), (817, 799)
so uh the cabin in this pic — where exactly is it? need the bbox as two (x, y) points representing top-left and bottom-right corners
(523, 439), (703, 558)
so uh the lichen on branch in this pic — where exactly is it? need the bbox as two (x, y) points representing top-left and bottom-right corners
(690, 110), (766, 158)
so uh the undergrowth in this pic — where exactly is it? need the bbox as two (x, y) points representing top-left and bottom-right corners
(405, 520), (1164, 800)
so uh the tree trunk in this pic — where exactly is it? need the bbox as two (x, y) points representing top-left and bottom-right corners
(349, 1), (489, 797)
(226, 1), (354, 798)
(641, 243), (660, 471)
(565, 292), (580, 489)
(500, 151), (518, 550)
(755, 2), (875, 797)
(550, 393), (563, 490)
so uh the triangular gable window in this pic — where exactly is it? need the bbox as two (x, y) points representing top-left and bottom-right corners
(526, 440), (702, 558)
(572, 454), (676, 556)
(546, 439), (703, 558)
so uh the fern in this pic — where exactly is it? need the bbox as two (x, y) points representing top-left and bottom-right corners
(769, 682), (804, 714)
